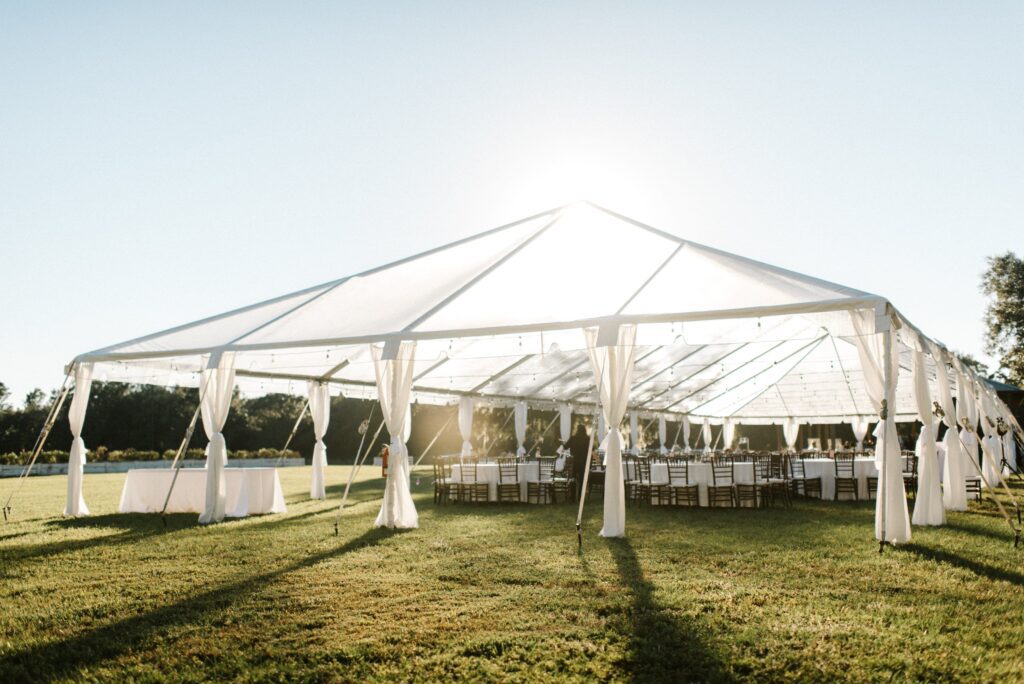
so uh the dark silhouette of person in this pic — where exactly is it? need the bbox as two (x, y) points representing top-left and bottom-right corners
(562, 423), (591, 498)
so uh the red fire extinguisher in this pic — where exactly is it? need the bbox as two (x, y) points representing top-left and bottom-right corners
(381, 445), (389, 477)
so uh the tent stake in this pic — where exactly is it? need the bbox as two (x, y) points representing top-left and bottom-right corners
(3, 370), (73, 521)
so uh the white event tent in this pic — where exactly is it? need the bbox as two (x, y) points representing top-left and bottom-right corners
(56, 202), (1023, 543)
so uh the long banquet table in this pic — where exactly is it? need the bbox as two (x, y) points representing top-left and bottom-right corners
(450, 462), (541, 502)
(625, 456), (897, 505)
(118, 467), (287, 516)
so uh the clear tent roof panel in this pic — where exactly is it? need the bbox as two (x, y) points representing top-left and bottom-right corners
(78, 202), (993, 423)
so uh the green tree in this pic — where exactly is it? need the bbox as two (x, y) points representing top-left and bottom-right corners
(981, 251), (1024, 385)
(0, 382), (9, 411)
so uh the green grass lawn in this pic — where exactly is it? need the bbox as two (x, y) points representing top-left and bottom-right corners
(1, 467), (1022, 682)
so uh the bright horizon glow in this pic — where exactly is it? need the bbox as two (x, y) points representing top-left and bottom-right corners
(2, 3), (1022, 404)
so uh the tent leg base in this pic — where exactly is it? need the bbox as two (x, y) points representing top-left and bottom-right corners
(576, 523), (582, 550)
(2, 506), (9, 522)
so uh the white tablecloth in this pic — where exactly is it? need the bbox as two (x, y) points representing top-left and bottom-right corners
(450, 462), (541, 502)
(802, 457), (883, 500)
(624, 462), (755, 506)
(119, 468), (287, 516)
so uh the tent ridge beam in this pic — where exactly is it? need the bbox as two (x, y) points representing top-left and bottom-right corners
(400, 212), (565, 333)
(77, 296), (887, 364)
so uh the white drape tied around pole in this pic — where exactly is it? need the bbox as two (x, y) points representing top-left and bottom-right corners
(1005, 432), (1017, 476)
(307, 381), (330, 500)
(372, 341), (418, 529)
(911, 349), (944, 526)
(956, 366), (980, 480)
(585, 323), (637, 539)
(514, 401), (527, 457)
(783, 417), (799, 453)
(458, 396), (474, 457)
(64, 362), (94, 517)
(682, 416), (691, 453)
(851, 417), (870, 451)
(658, 415), (668, 455)
(629, 411), (639, 455)
(701, 418), (712, 454)
(559, 404), (572, 448)
(850, 309), (910, 545)
(978, 387), (1002, 486)
(199, 351), (236, 524)
(722, 418), (736, 451)
(928, 342), (967, 510)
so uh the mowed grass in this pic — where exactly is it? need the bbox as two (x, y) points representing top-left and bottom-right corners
(1, 467), (1022, 683)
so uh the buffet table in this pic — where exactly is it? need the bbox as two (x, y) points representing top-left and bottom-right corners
(118, 467), (287, 516)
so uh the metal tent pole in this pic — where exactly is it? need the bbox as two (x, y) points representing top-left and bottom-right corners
(3, 370), (73, 522)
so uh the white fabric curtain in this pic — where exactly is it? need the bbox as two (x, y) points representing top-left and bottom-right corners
(850, 310), (910, 544)
(514, 401), (527, 457)
(928, 343), (967, 510)
(722, 418), (736, 451)
(64, 363), (94, 517)
(681, 415), (691, 452)
(910, 349), (944, 526)
(658, 415), (668, 455)
(783, 417), (800, 452)
(851, 417), (870, 451)
(585, 323), (637, 538)
(701, 418), (712, 454)
(956, 367), (980, 483)
(199, 352), (236, 525)
(629, 410), (639, 454)
(977, 385), (1003, 486)
(559, 404), (572, 448)
(1005, 432), (1018, 476)
(458, 396), (474, 457)
(307, 381), (330, 500)
(372, 341), (418, 529)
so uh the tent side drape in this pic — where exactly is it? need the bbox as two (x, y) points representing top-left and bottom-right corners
(199, 352), (236, 524)
(701, 418), (712, 454)
(458, 396), (474, 457)
(658, 415), (667, 455)
(681, 415), (691, 452)
(722, 418), (736, 451)
(928, 342), (966, 510)
(559, 404), (572, 446)
(514, 401), (527, 457)
(307, 381), (330, 500)
(585, 324), (637, 538)
(628, 411), (639, 455)
(783, 417), (800, 453)
(64, 362), (94, 517)
(911, 349), (944, 526)
(850, 309), (909, 544)
(372, 341), (418, 529)
(851, 417), (870, 451)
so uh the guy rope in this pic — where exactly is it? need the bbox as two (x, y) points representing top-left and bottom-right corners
(3, 369), (73, 521)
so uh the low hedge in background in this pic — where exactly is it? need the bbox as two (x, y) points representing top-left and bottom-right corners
(0, 447), (301, 466)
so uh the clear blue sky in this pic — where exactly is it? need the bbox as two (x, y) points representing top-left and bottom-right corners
(2, 2), (1021, 404)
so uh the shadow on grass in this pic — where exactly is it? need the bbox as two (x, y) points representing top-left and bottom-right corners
(0, 526), (399, 682)
(607, 538), (732, 683)
(898, 543), (1024, 586)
